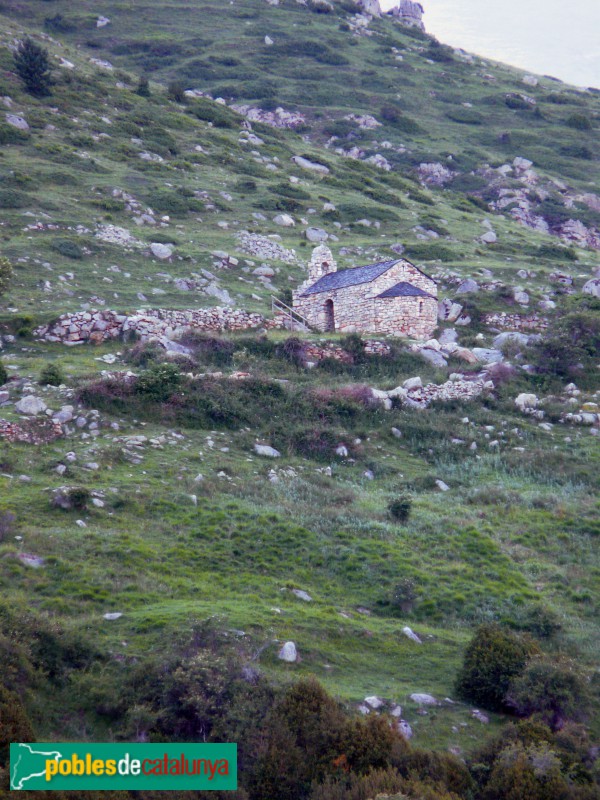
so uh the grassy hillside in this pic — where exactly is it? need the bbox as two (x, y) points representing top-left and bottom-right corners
(0, 1), (599, 796)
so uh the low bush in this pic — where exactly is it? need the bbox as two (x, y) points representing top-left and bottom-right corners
(446, 108), (484, 125)
(565, 113), (593, 130)
(388, 496), (412, 523)
(0, 189), (29, 208)
(39, 363), (65, 386)
(51, 238), (83, 259)
(135, 363), (182, 401)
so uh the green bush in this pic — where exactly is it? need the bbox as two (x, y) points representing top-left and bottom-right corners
(167, 80), (187, 103)
(388, 496), (412, 523)
(506, 656), (592, 730)
(565, 113), (593, 130)
(446, 108), (484, 125)
(0, 256), (13, 298)
(51, 238), (84, 259)
(456, 623), (537, 710)
(0, 123), (29, 145)
(0, 189), (29, 209)
(0, 362), (7, 386)
(39, 363), (65, 386)
(135, 363), (182, 401)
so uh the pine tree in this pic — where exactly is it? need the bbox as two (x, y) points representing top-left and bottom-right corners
(13, 38), (52, 97)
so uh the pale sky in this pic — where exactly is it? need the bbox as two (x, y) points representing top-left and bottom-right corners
(381, 0), (600, 89)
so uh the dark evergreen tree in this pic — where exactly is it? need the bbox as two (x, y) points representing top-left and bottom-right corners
(13, 38), (52, 97)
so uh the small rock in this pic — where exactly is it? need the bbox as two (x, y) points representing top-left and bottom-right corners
(150, 243), (173, 260)
(435, 480), (450, 492)
(364, 696), (384, 710)
(254, 443), (281, 458)
(103, 612), (123, 620)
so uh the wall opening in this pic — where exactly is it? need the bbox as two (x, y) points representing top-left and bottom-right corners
(324, 299), (335, 332)
(418, 301), (424, 314)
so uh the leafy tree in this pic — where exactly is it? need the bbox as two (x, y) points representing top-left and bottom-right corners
(13, 38), (52, 97)
(505, 656), (592, 731)
(456, 623), (537, 710)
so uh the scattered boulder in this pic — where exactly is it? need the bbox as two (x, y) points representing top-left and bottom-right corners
(402, 626), (422, 644)
(5, 113), (29, 131)
(291, 156), (330, 175)
(435, 480), (450, 492)
(480, 230), (497, 244)
(364, 696), (385, 710)
(150, 243), (173, 260)
(456, 279), (479, 294)
(15, 396), (47, 415)
(410, 693), (438, 706)
(291, 589), (312, 602)
(278, 641), (298, 662)
(254, 443), (281, 457)
(305, 227), (328, 243)
(582, 278), (600, 298)
(273, 214), (295, 227)
(515, 393), (539, 411)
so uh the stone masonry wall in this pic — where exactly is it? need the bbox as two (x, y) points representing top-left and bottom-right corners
(374, 296), (438, 339)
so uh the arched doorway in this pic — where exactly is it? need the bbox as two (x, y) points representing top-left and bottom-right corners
(324, 299), (335, 332)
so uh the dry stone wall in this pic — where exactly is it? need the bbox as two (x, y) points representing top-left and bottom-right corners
(36, 307), (266, 346)
(483, 312), (548, 331)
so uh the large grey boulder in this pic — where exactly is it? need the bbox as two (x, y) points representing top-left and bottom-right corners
(515, 393), (539, 411)
(419, 348), (447, 368)
(582, 278), (600, 298)
(15, 396), (47, 415)
(472, 348), (503, 364)
(493, 331), (529, 349)
(305, 227), (328, 243)
(273, 214), (295, 227)
(6, 113), (28, 130)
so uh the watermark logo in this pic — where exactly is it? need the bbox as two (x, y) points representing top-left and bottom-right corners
(10, 743), (237, 791)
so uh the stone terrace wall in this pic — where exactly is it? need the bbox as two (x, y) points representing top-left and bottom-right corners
(36, 308), (266, 345)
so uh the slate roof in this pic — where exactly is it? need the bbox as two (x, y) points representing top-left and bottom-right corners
(299, 260), (398, 296)
(376, 281), (436, 299)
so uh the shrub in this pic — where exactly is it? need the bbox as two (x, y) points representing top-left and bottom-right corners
(446, 108), (484, 125)
(44, 13), (75, 33)
(505, 656), (592, 730)
(191, 99), (238, 128)
(455, 623), (537, 710)
(388, 496), (412, 523)
(39, 363), (65, 386)
(0, 685), (35, 763)
(0, 189), (29, 208)
(528, 298), (600, 377)
(13, 37), (53, 96)
(277, 337), (307, 367)
(427, 40), (454, 63)
(505, 93), (531, 110)
(51, 238), (83, 259)
(65, 487), (91, 511)
(0, 510), (16, 542)
(565, 113), (593, 130)
(0, 256), (13, 297)
(0, 364), (7, 387)
(136, 75), (151, 97)
(167, 80), (187, 103)
(0, 123), (29, 145)
(135, 363), (182, 401)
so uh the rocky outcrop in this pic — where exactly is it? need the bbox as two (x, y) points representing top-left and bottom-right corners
(387, 0), (425, 30)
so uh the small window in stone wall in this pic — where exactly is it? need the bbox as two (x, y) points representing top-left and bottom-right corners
(419, 301), (423, 314)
